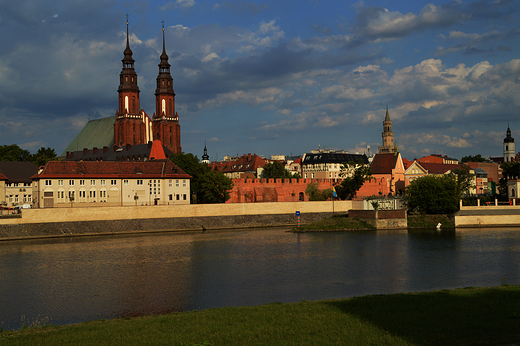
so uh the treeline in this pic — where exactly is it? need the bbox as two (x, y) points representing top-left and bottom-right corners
(0, 144), (58, 166)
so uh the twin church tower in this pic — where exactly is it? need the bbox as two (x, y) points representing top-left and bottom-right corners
(114, 20), (181, 154)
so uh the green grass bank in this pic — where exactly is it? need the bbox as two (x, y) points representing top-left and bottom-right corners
(1, 286), (519, 345)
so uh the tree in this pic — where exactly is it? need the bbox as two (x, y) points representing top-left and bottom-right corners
(405, 175), (460, 214)
(0, 144), (31, 161)
(29, 147), (58, 166)
(499, 161), (520, 194)
(335, 161), (372, 200)
(262, 161), (300, 179)
(451, 165), (475, 196)
(170, 152), (233, 204)
(305, 182), (332, 201)
(461, 154), (490, 163)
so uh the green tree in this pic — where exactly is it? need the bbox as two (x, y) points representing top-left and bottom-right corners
(29, 147), (58, 166)
(171, 152), (233, 204)
(499, 161), (520, 194)
(305, 182), (332, 201)
(405, 175), (460, 214)
(451, 165), (475, 196)
(262, 161), (300, 179)
(335, 161), (372, 200)
(0, 144), (31, 161)
(461, 154), (490, 163)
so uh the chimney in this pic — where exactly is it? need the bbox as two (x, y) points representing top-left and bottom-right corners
(103, 146), (109, 153)
(83, 148), (88, 155)
(93, 147), (98, 154)
(126, 144), (131, 151)
(66, 151), (70, 158)
(248, 153), (252, 160)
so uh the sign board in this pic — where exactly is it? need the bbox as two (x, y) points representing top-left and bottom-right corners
(295, 211), (300, 216)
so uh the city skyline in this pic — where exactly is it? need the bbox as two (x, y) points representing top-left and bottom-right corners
(0, 0), (519, 160)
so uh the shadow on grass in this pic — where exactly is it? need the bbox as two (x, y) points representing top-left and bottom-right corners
(325, 286), (520, 346)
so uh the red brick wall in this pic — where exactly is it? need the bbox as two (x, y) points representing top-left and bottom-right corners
(227, 177), (397, 203)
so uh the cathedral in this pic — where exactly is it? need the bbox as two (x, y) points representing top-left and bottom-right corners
(63, 20), (181, 160)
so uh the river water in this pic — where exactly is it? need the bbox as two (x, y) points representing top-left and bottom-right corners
(1, 227), (519, 330)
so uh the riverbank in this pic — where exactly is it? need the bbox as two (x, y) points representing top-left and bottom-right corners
(292, 213), (454, 232)
(1, 285), (518, 345)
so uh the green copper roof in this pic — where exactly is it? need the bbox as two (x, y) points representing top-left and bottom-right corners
(61, 117), (115, 156)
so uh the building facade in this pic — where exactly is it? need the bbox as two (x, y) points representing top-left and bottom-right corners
(0, 161), (38, 208)
(301, 150), (369, 180)
(31, 160), (191, 208)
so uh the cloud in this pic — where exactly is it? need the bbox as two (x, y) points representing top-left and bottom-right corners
(213, 1), (268, 15)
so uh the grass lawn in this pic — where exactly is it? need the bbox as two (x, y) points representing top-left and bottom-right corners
(1, 286), (519, 345)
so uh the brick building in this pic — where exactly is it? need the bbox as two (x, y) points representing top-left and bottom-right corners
(62, 21), (181, 156)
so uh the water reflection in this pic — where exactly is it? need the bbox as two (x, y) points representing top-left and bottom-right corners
(0, 227), (519, 330)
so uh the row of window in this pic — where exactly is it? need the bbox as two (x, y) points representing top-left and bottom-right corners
(44, 179), (188, 187)
(5, 183), (31, 187)
(6, 194), (32, 204)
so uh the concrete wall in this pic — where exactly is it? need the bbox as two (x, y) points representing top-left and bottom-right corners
(0, 200), (355, 225)
(454, 205), (520, 227)
(349, 209), (407, 229)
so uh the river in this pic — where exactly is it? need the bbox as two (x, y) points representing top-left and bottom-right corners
(1, 227), (519, 330)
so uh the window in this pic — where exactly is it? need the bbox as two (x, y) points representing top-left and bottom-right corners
(169, 194), (173, 200)
(183, 180), (186, 187)
(23, 194), (27, 202)
(176, 194), (180, 200)
(111, 180), (117, 186)
(137, 180), (143, 185)
(91, 180), (95, 186)
(69, 180), (75, 186)
(15, 195), (19, 203)
(176, 180), (179, 187)
(100, 180), (106, 186)
(58, 180), (64, 186)
(80, 180), (85, 186)
(69, 191), (75, 199)
(9, 195), (13, 203)
(183, 194), (187, 200)
(124, 180), (129, 185)
(45, 180), (52, 186)
(90, 190), (96, 198)
(169, 180), (172, 187)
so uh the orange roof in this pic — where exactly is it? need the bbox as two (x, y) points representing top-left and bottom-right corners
(371, 153), (399, 174)
(149, 140), (167, 160)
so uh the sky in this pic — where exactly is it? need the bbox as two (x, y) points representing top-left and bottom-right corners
(0, 0), (519, 161)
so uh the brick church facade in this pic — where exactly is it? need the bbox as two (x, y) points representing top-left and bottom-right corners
(114, 21), (181, 154)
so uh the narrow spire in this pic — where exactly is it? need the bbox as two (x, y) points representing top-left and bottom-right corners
(123, 14), (134, 67)
(385, 105), (390, 121)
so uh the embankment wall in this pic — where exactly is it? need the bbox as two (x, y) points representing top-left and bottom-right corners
(454, 206), (520, 228)
(0, 200), (359, 240)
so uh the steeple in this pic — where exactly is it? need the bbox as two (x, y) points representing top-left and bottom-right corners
(504, 122), (515, 162)
(378, 106), (394, 154)
(117, 16), (140, 116)
(114, 16), (149, 148)
(153, 21), (181, 154)
(202, 142), (210, 164)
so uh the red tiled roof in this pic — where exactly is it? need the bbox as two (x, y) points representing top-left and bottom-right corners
(370, 153), (398, 174)
(209, 154), (266, 174)
(0, 172), (7, 180)
(149, 140), (167, 160)
(31, 160), (191, 179)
